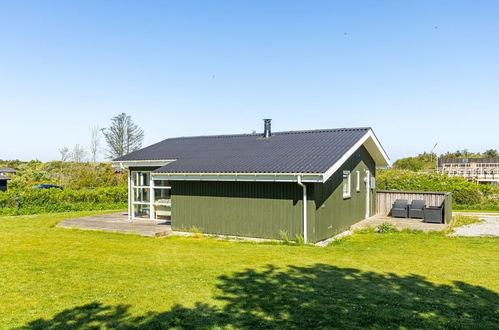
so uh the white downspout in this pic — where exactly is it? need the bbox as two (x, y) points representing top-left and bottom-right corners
(297, 175), (308, 244)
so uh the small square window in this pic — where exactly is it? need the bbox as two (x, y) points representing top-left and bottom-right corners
(343, 170), (351, 199)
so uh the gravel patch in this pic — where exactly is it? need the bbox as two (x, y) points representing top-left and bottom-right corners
(449, 214), (499, 237)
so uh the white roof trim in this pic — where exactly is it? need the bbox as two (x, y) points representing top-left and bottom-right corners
(151, 172), (323, 183)
(111, 160), (176, 168)
(322, 129), (390, 182)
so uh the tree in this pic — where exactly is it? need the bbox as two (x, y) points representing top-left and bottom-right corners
(58, 147), (71, 162)
(102, 113), (144, 159)
(89, 126), (100, 162)
(482, 149), (499, 158)
(71, 144), (87, 163)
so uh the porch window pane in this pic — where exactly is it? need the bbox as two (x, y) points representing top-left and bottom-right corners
(133, 188), (150, 202)
(154, 188), (171, 201)
(133, 171), (150, 187)
(154, 180), (170, 187)
(134, 204), (150, 219)
(155, 204), (171, 220)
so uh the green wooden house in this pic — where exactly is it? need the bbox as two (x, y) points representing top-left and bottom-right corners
(112, 120), (389, 243)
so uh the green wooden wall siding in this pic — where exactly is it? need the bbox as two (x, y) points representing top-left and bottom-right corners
(170, 145), (375, 243)
(311, 145), (376, 242)
(171, 181), (314, 240)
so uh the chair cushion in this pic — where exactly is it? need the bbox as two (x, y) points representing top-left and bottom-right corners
(411, 200), (426, 209)
(393, 199), (408, 208)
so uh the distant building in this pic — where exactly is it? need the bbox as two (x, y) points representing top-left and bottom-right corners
(438, 158), (499, 185)
(0, 168), (16, 191)
(0, 176), (10, 191)
(0, 167), (17, 177)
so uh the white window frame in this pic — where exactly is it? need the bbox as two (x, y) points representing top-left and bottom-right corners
(343, 170), (351, 199)
(130, 170), (171, 221)
(356, 170), (361, 192)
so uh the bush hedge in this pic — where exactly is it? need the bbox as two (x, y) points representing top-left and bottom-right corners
(0, 186), (127, 216)
(377, 169), (499, 210)
(0, 160), (127, 190)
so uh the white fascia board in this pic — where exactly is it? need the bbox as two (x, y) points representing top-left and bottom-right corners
(151, 173), (323, 183)
(322, 130), (390, 183)
(111, 160), (176, 168)
(364, 130), (390, 167)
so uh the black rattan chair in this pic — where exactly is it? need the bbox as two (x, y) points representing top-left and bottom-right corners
(409, 200), (426, 219)
(425, 204), (444, 223)
(392, 199), (409, 218)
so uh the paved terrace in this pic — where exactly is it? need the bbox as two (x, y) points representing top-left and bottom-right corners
(56, 212), (171, 237)
(58, 212), (448, 239)
(351, 215), (447, 232)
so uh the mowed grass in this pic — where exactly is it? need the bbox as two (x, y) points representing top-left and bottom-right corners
(0, 211), (498, 329)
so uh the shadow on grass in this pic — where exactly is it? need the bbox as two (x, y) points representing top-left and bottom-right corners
(21, 264), (498, 329)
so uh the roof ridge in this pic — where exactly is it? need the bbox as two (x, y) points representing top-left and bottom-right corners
(161, 127), (371, 141)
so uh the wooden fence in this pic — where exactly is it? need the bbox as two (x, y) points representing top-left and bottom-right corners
(376, 190), (453, 223)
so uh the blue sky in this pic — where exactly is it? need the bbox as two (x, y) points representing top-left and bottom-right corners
(1, 1), (498, 162)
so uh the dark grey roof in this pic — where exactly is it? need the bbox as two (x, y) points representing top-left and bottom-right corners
(115, 127), (371, 174)
(0, 167), (16, 173)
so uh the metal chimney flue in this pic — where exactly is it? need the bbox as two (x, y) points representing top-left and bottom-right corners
(263, 119), (272, 138)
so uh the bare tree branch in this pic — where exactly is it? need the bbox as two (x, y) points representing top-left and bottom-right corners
(102, 113), (144, 159)
(89, 126), (100, 162)
(58, 147), (71, 162)
(72, 144), (87, 163)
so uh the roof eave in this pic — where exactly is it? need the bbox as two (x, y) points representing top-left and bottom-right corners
(322, 129), (390, 182)
(111, 160), (176, 168)
(151, 172), (323, 183)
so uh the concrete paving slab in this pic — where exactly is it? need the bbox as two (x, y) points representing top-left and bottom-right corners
(56, 212), (172, 237)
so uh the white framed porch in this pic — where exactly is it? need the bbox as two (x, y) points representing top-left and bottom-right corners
(128, 170), (171, 221)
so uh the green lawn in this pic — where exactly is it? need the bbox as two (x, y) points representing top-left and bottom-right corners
(0, 211), (498, 329)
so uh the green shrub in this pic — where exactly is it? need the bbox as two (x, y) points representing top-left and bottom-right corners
(0, 160), (127, 190)
(376, 222), (398, 234)
(189, 226), (203, 239)
(377, 169), (478, 193)
(393, 157), (426, 171)
(377, 169), (499, 209)
(279, 230), (291, 245)
(453, 189), (482, 205)
(294, 235), (305, 246)
(279, 231), (306, 245)
(0, 186), (127, 216)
